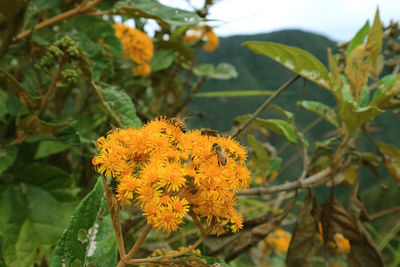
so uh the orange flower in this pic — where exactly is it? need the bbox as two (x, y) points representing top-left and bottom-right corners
(92, 117), (251, 233)
(113, 24), (154, 76)
(264, 228), (291, 254)
(202, 27), (219, 52)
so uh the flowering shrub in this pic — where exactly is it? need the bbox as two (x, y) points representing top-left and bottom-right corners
(93, 117), (250, 234)
(113, 24), (154, 76)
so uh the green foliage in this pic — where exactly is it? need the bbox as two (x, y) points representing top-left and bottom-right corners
(50, 178), (117, 267)
(243, 41), (330, 89)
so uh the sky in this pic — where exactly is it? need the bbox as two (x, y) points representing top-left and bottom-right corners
(159, 0), (400, 42)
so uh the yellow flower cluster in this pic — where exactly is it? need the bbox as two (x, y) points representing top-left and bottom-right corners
(92, 117), (250, 234)
(263, 228), (291, 254)
(183, 26), (219, 52)
(113, 24), (154, 77)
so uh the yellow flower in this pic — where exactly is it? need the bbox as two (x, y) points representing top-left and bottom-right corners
(153, 206), (182, 233)
(202, 27), (219, 52)
(133, 63), (151, 77)
(171, 196), (189, 218)
(335, 233), (350, 254)
(264, 228), (291, 254)
(113, 24), (154, 75)
(92, 117), (251, 234)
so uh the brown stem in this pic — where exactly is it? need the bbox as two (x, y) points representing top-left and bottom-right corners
(14, 0), (102, 41)
(237, 167), (331, 196)
(39, 55), (68, 113)
(90, 81), (123, 128)
(119, 223), (152, 266)
(101, 178), (126, 259)
(370, 206), (400, 220)
(125, 233), (207, 265)
(230, 75), (300, 138)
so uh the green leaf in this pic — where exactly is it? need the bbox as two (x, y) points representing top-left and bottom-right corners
(0, 90), (7, 121)
(358, 86), (370, 107)
(0, 144), (18, 175)
(327, 48), (340, 88)
(195, 90), (273, 98)
(193, 63), (238, 80)
(267, 157), (283, 177)
(69, 16), (123, 58)
(0, 68), (41, 113)
(0, 178), (77, 267)
(366, 8), (383, 76)
(34, 141), (72, 159)
(115, 0), (203, 26)
(347, 20), (370, 59)
(247, 135), (270, 177)
(299, 100), (339, 127)
(338, 99), (383, 134)
(50, 178), (117, 267)
(371, 74), (400, 109)
(150, 50), (176, 71)
(236, 115), (297, 144)
(376, 143), (400, 185)
(270, 105), (294, 120)
(243, 41), (330, 89)
(102, 87), (142, 128)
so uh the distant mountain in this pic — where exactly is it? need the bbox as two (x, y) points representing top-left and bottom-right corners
(188, 29), (338, 134)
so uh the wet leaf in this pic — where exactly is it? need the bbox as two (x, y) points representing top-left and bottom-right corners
(50, 178), (117, 267)
(116, 0), (203, 26)
(235, 115), (297, 144)
(376, 142), (400, 185)
(243, 41), (330, 90)
(299, 100), (339, 127)
(287, 190), (318, 267)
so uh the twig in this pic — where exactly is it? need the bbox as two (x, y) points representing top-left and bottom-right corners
(90, 81), (123, 128)
(119, 224), (152, 266)
(230, 75), (300, 138)
(237, 167), (331, 196)
(101, 177), (126, 259)
(39, 54), (68, 113)
(370, 206), (400, 220)
(14, 0), (102, 41)
(171, 77), (208, 116)
(125, 233), (207, 264)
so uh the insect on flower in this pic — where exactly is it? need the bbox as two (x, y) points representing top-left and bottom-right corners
(211, 143), (227, 166)
(168, 117), (188, 133)
(200, 128), (218, 137)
